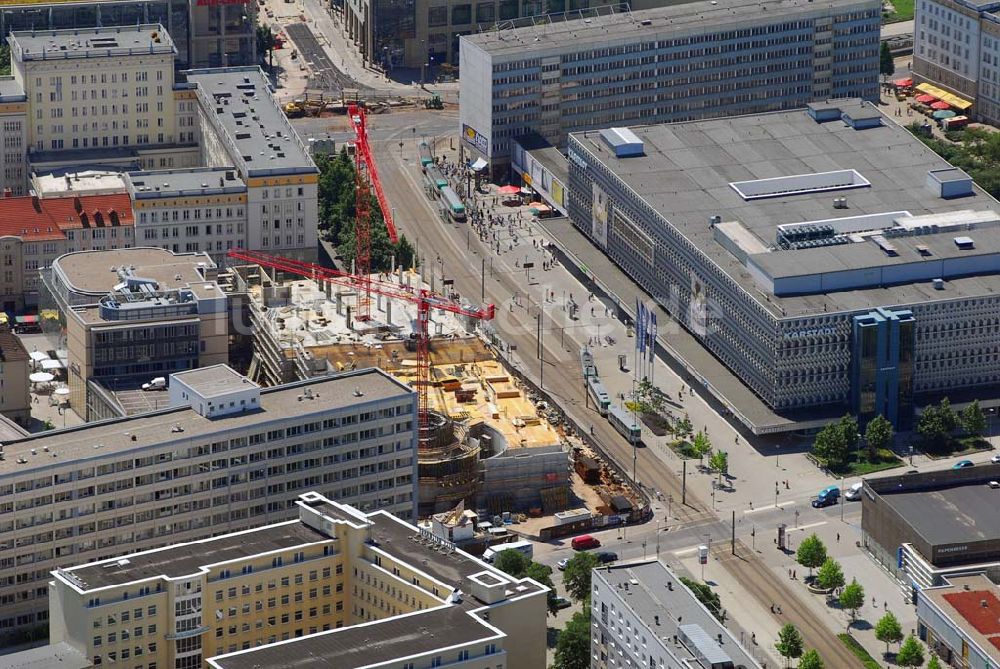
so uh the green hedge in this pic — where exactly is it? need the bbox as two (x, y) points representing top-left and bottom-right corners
(838, 633), (882, 669)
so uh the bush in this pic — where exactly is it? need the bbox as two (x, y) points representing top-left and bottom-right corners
(838, 633), (882, 669)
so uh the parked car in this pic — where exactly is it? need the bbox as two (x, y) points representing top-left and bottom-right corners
(557, 558), (570, 571)
(553, 596), (572, 610)
(952, 460), (975, 469)
(811, 485), (840, 508)
(142, 377), (166, 391)
(844, 482), (864, 501)
(596, 551), (618, 564)
(991, 453), (1000, 464)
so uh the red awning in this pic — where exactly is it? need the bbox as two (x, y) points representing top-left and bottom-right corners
(497, 185), (520, 195)
(915, 94), (936, 103)
(894, 78), (913, 87)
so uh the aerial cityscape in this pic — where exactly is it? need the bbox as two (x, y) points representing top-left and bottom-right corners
(0, 0), (995, 666)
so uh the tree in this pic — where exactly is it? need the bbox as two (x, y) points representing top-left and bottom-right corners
(798, 648), (824, 669)
(917, 398), (959, 453)
(812, 415), (857, 470)
(775, 623), (804, 667)
(880, 41), (896, 77)
(839, 578), (865, 626)
(816, 557), (845, 592)
(691, 431), (712, 463)
(961, 399), (987, 438)
(896, 635), (926, 668)
(562, 552), (600, 602)
(494, 550), (558, 615)
(708, 450), (728, 484)
(796, 534), (828, 578)
(553, 611), (591, 669)
(679, 576), (724, 622)
(875, 611), (904, 657)
(493, 549), (531, 577)
(256, 24), (276, 68)
(864, 415), (894, 462)
(676, 415), (693, 438)
(0, 43), (9, 77)
(928, 654), (942, 669)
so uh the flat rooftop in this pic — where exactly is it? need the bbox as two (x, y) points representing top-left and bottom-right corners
(0, 369), (414, 475)
(10, 24), (175, 61)
(0, 76), (24, 101)
(209, 604), (501, 669)
(595, 560), (761, 668)
(570, 106), (1000, 317)
(463, 0), (873, 57)
(53, 247), (216, 297)
(126, 167), (246, 199)
(516, 133), (568, 185)
(0, 642), (91, 669)
(34, 170), (127, 198)
(185, 67), (316, 176)
(171, 364), (260, 397)
(878, 477), (1000, 547)
(923, 574), (1000, 663)
(60, 521), (328, 592)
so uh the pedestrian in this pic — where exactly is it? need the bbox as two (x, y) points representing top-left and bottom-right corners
(836, 532), (840, 542)
(792, 570), (796, 580)
(770, 603), (775, 613)
(872, 597), (876, 607)
(751, 633), (756, 645)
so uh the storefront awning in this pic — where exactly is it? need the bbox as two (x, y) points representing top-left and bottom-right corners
(915, 83), (973, 110)
(469, 157), (488, 171)
(15, 315), (37, 324)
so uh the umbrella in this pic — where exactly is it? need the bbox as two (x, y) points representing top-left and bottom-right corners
(497, 185), (520, 195)
(894, 78), (913, 87)
(29, 351), (49, 363)
(29, 372), (54, 384)
(931, 101), (951, 110)
(933, 110), (957, 120)
(916, 94), (936, 103)
(54, 387), (70, 396)
(41, 358), (63, 371)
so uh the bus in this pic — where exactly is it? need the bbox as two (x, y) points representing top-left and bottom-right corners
(441, 186), (467, 222)
(587, 376), (611, 416)
(608, 405), (642, 445)
(418, 141), (433, 168)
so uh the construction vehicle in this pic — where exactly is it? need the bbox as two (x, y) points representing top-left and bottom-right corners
(424, 93), (443, 110)
(283, 100), (304, 118)
(302, 95), (325, 117)
(227, 249), (495, 440)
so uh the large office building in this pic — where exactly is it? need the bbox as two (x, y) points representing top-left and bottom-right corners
(186, 67), (320, 261)
(912, 0), (1000, 125)
(47, 491), (546, 669)
(0, 366), (417, 641)
(41, 247), (231, 414)
(592, 559), (763, 669)
(459, 0), (881, 177)
(565, 101), (1000, 433)
(0, 0), (256, 70)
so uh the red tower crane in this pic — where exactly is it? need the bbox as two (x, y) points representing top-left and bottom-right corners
(347, 103), (398, 322)
(228, 249), (495, 438)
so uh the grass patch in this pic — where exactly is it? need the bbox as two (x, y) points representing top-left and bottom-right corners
(924, 436), (993, 459)
(820, 450), (905, 476)
(671, 439), (696, 459)
(839, 633), (882, 669)
(883, 0), (914, 22)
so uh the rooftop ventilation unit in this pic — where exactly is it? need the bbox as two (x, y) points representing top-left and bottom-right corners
(954, 236), (975, 250)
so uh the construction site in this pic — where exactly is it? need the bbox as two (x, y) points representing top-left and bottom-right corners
(229, 258), (574, 517)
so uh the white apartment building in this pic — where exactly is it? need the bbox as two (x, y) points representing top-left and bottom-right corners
(46, 492), (547, 669)
(0, 367), (417, 643)
(9, 25), (178, 153)
(125, 167), (248, 261)
(0, 76), (27, 197)
(912, 0), (1000, 123)
(186, 67), (320, 261)
(592, 560), (764, 669)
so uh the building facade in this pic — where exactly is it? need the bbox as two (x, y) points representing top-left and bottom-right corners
(0, 367), (417, 640)
(917, 573), (1000, 668)
(0, 329), (30, 425)
(0, 77), (28, 198)
(565, 103), (1000, 431)
(186, 67), (320, 261)
(592, 560), (763, 669)
(0, 193), (135, 313)
(459, 0), (881, 176)
(48, 491), (546, 669)
(0, 0), (256, 70)
(911, 0), (1000, 124)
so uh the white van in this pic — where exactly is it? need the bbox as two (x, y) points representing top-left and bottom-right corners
(844, 481), (864, 501)
(142, 377), (166, 391)
(482, 540), (534, 564)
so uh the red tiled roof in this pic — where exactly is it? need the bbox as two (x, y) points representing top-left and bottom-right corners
(943, 590), (1000, 636)
(0, 193), (134, 240)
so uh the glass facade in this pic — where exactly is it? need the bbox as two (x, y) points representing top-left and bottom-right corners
(851, 307), (915, 430)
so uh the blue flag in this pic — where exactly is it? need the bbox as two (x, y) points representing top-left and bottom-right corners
(648, 311), (656, 363)
(637, 301), (646, 354)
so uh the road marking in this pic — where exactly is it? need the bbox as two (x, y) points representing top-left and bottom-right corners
(673, 546), (700, 556)
(787, 521), (827, 533)
(743, 500), (796, 514)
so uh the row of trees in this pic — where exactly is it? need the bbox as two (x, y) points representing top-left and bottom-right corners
(316, 150), (417, 272)
(917, 398), (987, 453)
